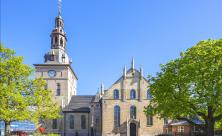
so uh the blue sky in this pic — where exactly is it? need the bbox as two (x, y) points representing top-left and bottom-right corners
(1, 0), (222, 95)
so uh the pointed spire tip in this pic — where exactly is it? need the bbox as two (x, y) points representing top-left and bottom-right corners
(123, 65), (127, 77)
(131, 57), (135, 69)
(140, 66), (143, 77)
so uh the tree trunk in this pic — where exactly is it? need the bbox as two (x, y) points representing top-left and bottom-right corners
(206, 106), (215, 136)
(4, 121), (10, 136)
(206, 120), (215, 136)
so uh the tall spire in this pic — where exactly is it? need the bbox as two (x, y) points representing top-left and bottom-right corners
(44, 0), (70, 64)
(123, 65), (127, 78)
(100, 83), (104, 95)
(58, 0), (62, 16)
(140, 66), (143, 77)
(50, 0), (66, 50)
(131, 57), (135, 70)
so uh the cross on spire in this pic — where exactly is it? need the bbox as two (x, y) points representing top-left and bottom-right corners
(58, 0), (62, 16)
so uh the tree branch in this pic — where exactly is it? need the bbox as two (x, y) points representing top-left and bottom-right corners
(215, 113), (222, 121)
(171, 86), (207, 122)
(176, 117), (195, 125)
(196, 111), (207, 120)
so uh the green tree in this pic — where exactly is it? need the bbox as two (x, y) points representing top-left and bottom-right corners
(30, 78), (61, 127)
(0, 44), (60, 136)
(145, 39), (222, 136)
(216, 120), (222, 129)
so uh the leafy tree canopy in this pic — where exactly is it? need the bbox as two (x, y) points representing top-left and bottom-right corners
(145, 39), (222, 135)
(0, 44), (60, 135)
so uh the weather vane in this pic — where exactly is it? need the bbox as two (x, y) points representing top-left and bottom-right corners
(58, 0), (62, 15)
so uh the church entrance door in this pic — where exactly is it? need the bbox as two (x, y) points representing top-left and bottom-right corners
(130, 123), (136, 136)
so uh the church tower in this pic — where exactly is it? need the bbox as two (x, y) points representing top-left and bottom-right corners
(34, 0), (77, 107)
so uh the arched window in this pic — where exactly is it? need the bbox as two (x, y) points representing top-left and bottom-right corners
(69, 115), (74, 129)
(52, 119), (57, 129)
(147, 115), (153, 126)
(147, 90), (152, 100)
(130, 106), (136, 119)
(113, 89), (119, 99)
(114, 105), (120, 128)
(81, 115), (86, 129)
(56, 20), (59, 27)
(56, 83), (61, 96)
(55, 36), (58, 44)
(130, 89), (136, 99)
(60, 38), (63, 46)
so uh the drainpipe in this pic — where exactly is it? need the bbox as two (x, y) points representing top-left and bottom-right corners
(127, 117), (129, 136)
(64, 113), (66, 136)
(88, 112), (90, 136)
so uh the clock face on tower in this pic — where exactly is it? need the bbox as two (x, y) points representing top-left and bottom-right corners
(48, 70), (56, 77)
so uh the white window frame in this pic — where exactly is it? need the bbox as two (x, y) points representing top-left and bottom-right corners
(177, 126), (184, 132)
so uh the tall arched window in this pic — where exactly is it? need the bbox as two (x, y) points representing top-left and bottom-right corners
(147, 115), (153, 126)
(130, 106), (136, 119)
(60, 38), (63, 46)
(56, 83), (61, 96)
(55, 36), (58, 44)
(81, 115), (86, 129)
(113, 89), (119, 99)
(146, 107), (153, 126)
(69, 115), (74, 129)
(130, 89), (136, 99)
(147, 90), (152, 100)
(114, 105), (120, 128)
(52, 119), (57, 129)
(56, 20), (59, 27)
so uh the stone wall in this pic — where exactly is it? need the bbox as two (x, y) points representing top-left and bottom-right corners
(101, 69), (164, 136)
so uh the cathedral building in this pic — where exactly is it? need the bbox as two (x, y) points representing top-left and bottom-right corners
(34, 2), (164, 136)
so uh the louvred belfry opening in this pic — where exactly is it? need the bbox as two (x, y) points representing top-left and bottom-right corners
(51, 15), (67, 50)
